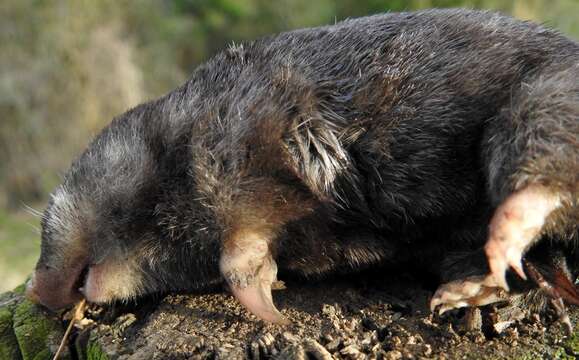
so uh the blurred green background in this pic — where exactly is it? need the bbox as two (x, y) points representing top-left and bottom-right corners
(0, 0), (578, 293)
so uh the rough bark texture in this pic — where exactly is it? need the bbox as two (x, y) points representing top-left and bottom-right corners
(2, 273), (579, 360)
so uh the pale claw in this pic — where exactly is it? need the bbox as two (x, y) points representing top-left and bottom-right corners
(509, 256), (527, 281)
(220, 235), (289, 324)
(229, 256), (289, 325)
(231, 281), (289, 325)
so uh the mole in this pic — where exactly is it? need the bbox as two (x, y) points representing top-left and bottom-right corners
(26, 8), (579, 326)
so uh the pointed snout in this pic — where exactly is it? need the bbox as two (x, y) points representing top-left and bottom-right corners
(26, 264), (86, 312)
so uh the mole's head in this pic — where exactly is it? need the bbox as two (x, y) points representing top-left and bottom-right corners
(26, 105), (222, 311)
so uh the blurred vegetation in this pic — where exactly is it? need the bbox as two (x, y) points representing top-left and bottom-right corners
(0, 209), (39, 291)
(0, 0), (577, 291)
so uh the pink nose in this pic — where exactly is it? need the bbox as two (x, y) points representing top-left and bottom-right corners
(26, 265), (85, 311)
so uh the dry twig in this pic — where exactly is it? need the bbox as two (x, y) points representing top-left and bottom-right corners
(53, 299), (86, 360)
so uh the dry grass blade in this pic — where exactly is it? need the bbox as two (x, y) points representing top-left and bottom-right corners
(53, 299), (86, 360)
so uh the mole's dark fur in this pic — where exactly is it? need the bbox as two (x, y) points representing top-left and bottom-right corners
(29, 9), (578, 319)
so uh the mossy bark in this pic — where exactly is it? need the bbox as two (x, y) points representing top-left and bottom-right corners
(0, 286), (68, 360)
(562, 332), (579, 357)
(74, 332), (109, 360)
(0, 300), (21, 360)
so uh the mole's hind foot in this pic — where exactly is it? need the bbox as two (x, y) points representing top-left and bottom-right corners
(485, 185), (561, 290)
(524, 259), (579, 334)
(432, 258), (579, 333)
(430, 275), (509, 315)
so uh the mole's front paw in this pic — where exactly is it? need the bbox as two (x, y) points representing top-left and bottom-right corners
(430, 275), (509, 315)
(220, 233), (289, 324)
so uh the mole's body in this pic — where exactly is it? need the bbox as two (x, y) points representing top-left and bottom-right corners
(28, 9), (579, 324)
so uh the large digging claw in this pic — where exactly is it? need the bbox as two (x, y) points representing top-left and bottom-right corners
(220, 235), (288, 324)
